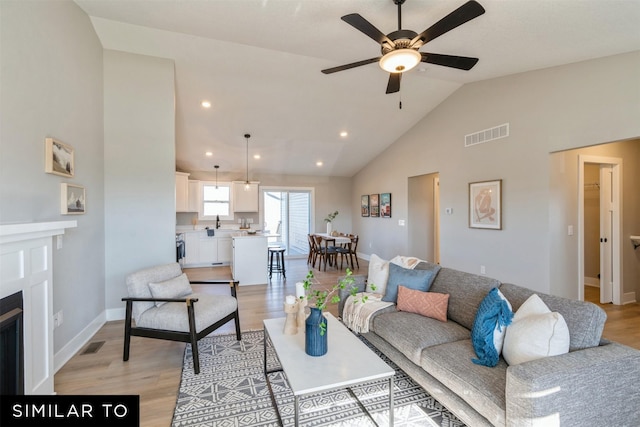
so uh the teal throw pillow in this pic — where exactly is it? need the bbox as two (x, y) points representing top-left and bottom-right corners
(382, 262), (437, 303)
(471, 287), (513, 367)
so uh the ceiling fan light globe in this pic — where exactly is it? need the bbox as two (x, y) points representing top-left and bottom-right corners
(379, 49), (421, 73)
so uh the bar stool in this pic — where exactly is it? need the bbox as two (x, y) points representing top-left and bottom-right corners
(268, 247), (286, 279)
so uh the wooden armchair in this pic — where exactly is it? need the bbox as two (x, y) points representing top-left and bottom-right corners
(122, 262), (241, 374)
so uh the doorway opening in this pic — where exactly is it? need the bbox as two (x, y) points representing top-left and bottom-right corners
(579, 155), (622, 304)
(261, 187), (313, 257)
(408, 173), (440, 263)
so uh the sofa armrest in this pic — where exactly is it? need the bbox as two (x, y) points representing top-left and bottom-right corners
(505, 342), (640, 426)
(338, 274), (366, 317)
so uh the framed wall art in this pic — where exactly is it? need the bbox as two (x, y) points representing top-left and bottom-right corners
(45, 137), (74, 177)
(61, 183), (85, 215)
(380, 193), (392, 218)
(469, 179), (501, 229)
(361, 195), (370, 217)
(370, 194), (379, 217)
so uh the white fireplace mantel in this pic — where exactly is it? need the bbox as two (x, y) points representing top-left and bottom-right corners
(0, 220), (77, 395)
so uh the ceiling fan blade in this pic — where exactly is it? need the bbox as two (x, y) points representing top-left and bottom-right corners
(421, 52), (479, 70)
(342, 13), (395, 47)
(386, 73), (401, 94)
(410, 0), (485, 48)
(321, 57), (381, 74)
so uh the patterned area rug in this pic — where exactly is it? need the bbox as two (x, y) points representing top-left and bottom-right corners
(172, 330), (465, 427)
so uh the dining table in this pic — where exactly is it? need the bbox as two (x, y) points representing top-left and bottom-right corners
(313, 233), (354, 271)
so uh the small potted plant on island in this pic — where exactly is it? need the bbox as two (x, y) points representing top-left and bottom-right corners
(301, 268), (373, 356)
(324, 210), (338, 235)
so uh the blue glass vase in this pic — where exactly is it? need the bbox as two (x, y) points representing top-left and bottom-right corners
(305, 307), (328, 356)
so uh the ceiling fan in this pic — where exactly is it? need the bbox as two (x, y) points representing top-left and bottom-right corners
(321, 0), (485, 94)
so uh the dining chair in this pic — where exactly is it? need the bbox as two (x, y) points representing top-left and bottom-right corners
(307, 234), (319, 267)
(315, 235), (337, 271)
(348, 234), (359, 269)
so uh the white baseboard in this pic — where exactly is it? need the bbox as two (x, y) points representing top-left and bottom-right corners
(584, 277), (600, 287)
(54, 312), (106, 373)
(623, 292), (637, 305)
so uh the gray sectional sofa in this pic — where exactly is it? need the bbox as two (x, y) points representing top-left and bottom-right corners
(338, 262), (640, 427)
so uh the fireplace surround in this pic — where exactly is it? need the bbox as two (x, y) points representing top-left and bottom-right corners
(0, 291), (24, 395)
(0, 221), (76, 395)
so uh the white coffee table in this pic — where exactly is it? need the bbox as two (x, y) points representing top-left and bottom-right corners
(263, 313), (395, 426)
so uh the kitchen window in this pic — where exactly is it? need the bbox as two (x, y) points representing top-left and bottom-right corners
(199, 181), (233, 221)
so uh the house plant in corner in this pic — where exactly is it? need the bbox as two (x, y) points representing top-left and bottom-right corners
(324, 210), (338, 235)
(301, 268), (371, 356)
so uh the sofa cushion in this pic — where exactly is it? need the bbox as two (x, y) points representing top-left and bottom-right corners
(421, 339), (507, 426)
(498, 283), (606, 351)
(471, 288), (513, 367)
(382, 262), (438, 303)
(429, 268), (501, 330)
(397, 286), (449, 322)
(366, 254), (390, 293)
(148, 273), (193, 307)
(372, 311), (470, 365)
(503, 294), (570, 365)
(136, 293), (237, 333)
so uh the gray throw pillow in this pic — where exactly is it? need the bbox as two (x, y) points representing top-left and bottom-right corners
(382, 262), (437, 303)
(148, 273), (193, 307)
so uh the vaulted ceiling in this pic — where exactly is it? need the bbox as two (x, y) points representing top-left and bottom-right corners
(74, 0), (640, 177)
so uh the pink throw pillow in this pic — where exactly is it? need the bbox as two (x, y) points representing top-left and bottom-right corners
(397, 286), (449, 322)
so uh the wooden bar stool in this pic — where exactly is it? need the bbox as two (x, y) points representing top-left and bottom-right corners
(268, 247), (286, 279)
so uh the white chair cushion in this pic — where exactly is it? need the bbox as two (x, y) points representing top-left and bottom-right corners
(148, 273), (193, 307)
(136, 293), (238, 333)
(125, 262), (183, 323)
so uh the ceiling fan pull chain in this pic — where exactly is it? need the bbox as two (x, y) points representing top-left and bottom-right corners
(399, 90), (403, 110)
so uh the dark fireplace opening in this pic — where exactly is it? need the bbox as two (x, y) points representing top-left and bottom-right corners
(0, 291), (24, 395)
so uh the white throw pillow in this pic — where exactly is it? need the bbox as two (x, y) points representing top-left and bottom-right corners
(367, 254), (389, 294)
(502, 294), (570, 365)
(148, 273), (193, 307)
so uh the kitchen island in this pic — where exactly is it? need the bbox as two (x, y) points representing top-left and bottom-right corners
(231, 232), (268, 286)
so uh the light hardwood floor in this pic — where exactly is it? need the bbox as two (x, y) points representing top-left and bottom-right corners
(54, 259), (640, 427)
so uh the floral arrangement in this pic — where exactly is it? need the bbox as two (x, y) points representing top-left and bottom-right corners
(301, 268), (375, 335)
(324, 210), (339, 223)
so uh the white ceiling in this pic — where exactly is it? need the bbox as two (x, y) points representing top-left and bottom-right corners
(74, 0), (640, 178)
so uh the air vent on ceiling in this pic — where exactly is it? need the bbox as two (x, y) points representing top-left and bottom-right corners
(465, 123), (509, 147)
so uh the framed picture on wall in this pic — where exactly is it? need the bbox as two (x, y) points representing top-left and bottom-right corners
(361, 195), (370, 217)
(380, 193), (392, 218)
(370, 194), (379, 217)
(45, 137), (74, 177)
(469, 179), (501, 229)
(61, 183), (86, 215)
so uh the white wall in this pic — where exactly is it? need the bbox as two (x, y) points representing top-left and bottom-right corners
(103, 50), (176, 312)
(0, 1), (105, 352)
(352, 52), (640, 297)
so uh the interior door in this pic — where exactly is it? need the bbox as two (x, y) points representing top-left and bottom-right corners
(599, 165), (613, 304)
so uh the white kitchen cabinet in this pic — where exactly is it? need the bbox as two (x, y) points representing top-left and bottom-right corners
(182, 230), (233, 267)
(199, 233), (218, 263)
(217, 237), (232, 263)
(232, 181), (259, 212)
(175, 172), (190, 212)
(231, 235), (268, 285)
(183, 231), (200, 265)
(188, 180), (200, 212)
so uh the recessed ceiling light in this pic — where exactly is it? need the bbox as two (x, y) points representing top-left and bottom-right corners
(205, 151), (213, 156)
(201, 100), (211, 108)
(316, 161), (323, 167)
(253, 154), (261, 159)
(340, 131), (348, 138)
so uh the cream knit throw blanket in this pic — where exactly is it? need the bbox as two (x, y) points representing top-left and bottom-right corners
(342, 293), (393, 334)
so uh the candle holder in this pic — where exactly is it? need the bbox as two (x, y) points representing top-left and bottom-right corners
(283, 301), (299, 335)
(297, 298), (307, 329)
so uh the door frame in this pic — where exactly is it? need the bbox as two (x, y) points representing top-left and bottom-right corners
(577, 155), (623, 304)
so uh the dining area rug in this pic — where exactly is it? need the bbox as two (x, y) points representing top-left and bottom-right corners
(171, 330), (465, 426)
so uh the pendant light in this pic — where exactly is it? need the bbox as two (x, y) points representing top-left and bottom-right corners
(214, 165), (219, 189)
(244, 133), (251, 191)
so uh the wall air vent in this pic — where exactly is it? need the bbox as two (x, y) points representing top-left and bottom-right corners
(465, 123), (509, 147)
